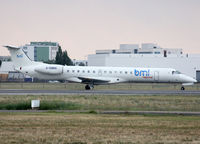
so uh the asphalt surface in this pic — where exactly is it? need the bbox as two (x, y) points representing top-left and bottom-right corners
(0, 110), (200, 116)
(0, 89), (200, 95)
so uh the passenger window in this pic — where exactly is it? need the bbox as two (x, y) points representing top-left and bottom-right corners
(93, 70), (95, 73)
(82, 70), (85, 73)
(72, 70), (75, 73)
(109, 71), (112, 74)
(77, 70), (80, 73)
(88, 70), (90, 73)
(67, 70), (69, 72)
(120, 71), (122, 74)
(130, 72), (132, 74)
(104, 71), (107, 73)
(125, 71), (128, 74)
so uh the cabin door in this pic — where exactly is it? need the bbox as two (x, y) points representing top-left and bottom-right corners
(154, 71), (159, 81)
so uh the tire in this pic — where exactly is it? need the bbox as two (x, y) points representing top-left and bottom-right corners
(181, 87), (185, 91)
(85, 85), (91, 90)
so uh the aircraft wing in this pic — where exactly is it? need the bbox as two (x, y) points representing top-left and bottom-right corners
(78, 76), (111, 85)
(77, 76), (126, 85)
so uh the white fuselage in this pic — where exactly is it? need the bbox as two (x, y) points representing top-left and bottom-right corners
(18, 63), (196, 85)
(4, 45), (197, 87)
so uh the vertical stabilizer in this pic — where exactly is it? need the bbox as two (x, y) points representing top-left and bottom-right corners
(4, 46), (34, 68)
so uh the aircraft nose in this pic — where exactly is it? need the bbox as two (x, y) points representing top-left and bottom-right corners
(192, 78), (197, 83)
(182, 75), (197, 83)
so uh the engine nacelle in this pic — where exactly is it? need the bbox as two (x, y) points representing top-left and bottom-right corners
(35, 65), (63, 75)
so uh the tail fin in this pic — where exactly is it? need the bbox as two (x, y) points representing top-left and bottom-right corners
(4, 46), (34, 68)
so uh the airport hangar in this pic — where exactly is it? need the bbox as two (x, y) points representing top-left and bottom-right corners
(88, 43), (200, 82)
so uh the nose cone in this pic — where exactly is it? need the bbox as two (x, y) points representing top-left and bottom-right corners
(193, 79), (198, 83)
(180, 74), (197, 83)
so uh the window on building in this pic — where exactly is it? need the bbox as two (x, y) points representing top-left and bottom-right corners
(164, 50), (167, 57)
(138, 52), (153, 54)
(134, 49), (138, 54)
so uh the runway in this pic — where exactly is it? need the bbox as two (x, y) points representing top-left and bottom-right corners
(0, 89), (200, 95)
(0, 110), (200, 116)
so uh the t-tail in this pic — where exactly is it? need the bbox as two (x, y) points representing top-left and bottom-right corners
(4, 46), (35, 68)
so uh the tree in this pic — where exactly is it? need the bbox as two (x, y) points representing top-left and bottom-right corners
(55, 45), (73, 65)
(55, 45), (63, 65)
(0, 60), (2, 67)
(62, 50), (73, 65)
(79, 62), (85, 66)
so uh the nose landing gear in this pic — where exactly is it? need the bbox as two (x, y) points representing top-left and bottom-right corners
(181, 86), (185, 91)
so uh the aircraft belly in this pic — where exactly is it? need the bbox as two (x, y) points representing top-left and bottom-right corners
(35, 73), (64, 80)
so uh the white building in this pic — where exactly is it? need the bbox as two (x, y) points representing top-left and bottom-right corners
(0, 62), (14, 74)
(88, 43), (200, 81)
(22, 42), (59, 61)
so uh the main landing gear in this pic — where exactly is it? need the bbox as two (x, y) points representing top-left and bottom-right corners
(181, 86), (185, 91)
(85, 84), (94, 90)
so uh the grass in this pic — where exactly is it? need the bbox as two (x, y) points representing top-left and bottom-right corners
(0, 100), (81, 110)
(0, 94), (200, 111)
(0, 113), (200, 144)
(0, 83), (200, 143)
(0, 101), (31, 110)
(40, 101), (81, 110)
(0, 82), (199, 90)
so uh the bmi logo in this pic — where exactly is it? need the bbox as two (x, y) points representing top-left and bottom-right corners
(134, 69), (150, 77)
(17, 54), (23, 58)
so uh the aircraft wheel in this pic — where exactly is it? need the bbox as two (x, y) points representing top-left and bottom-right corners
(85, 85), (92, 90)
(181, 86), (185, 91)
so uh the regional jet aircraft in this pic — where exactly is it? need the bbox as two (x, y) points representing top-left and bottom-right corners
(5, 46), (197, 90)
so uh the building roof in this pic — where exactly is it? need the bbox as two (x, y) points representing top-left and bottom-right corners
(30, 42), (58, 46)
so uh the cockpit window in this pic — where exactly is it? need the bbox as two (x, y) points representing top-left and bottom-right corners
(172, 71), (181, 75)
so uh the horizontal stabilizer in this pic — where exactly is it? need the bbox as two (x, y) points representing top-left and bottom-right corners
(4, 45), (20, 49)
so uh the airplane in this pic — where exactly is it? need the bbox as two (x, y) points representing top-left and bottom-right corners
(4, 45), (197, 90)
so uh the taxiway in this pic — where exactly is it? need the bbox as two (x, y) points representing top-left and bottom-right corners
(0, 89), (200, 95)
